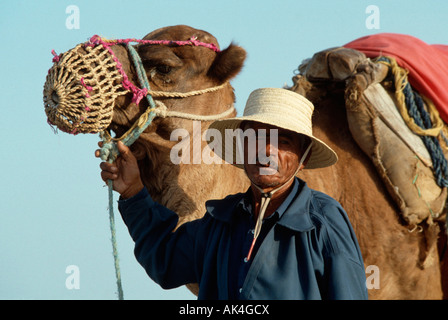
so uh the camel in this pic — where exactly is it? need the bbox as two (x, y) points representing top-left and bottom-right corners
(44, 25), (447, 299)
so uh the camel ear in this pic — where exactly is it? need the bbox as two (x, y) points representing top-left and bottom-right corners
(209, 43), (246, 82)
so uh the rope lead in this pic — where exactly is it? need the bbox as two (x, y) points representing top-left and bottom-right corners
(108, 179), (124, 300)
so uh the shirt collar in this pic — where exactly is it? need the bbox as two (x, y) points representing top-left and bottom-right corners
(207, 178), (315, 232)
(237, 178), (299, 218)
(274, 178), (299, 219)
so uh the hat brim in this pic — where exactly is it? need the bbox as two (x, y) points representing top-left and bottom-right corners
(207, 115), (338, 169)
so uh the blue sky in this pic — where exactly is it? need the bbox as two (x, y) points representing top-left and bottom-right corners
(1, 0), (446, 300)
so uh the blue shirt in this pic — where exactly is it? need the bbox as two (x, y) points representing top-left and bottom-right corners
(118, 178), (368, 300)
(228, 179), (299, 299)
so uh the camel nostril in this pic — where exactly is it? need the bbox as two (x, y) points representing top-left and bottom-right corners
(51, 91), (60, 105)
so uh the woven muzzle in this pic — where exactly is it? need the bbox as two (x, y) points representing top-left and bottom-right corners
(43, 43), (128, 134)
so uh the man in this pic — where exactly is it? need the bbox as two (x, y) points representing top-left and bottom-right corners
(97, 88), (368, 299)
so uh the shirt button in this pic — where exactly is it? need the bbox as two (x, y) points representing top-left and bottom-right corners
(250, 229), (255, 234)
(239, 288), (243, 293)
(244, 257), (249, 263)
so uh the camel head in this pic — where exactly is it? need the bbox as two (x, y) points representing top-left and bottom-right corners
(43, 25), (248, 199)
(109, 25), (247, 142)
(44, 24), (246, 140)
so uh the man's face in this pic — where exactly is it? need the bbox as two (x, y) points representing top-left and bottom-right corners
(242, 122), (303, 190)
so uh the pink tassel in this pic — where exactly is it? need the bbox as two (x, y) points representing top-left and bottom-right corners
(51, 49), (60, 63)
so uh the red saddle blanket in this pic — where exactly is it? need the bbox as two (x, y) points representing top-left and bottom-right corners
(344, 33), (448, 123)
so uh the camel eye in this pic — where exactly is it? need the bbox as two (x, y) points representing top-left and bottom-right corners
(156, 65), (172, 75)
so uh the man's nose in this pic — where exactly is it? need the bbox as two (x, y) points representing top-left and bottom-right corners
(266, 139), (279, 155)
(258, 139), (278, 162)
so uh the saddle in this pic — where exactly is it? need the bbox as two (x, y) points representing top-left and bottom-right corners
(296, 46), (447, 227)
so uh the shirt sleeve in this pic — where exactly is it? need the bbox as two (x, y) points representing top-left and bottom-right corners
(118, 187), (206, 289)
(313, 196), (368, 300)
(323, 252), (369, 299)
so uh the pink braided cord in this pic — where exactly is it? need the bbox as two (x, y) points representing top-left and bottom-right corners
(88, 34), (220, 52)
(83, 35), (220, 105)
(85, 36), (148, 105)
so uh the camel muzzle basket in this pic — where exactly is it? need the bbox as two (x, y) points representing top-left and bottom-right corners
(43, 43), (128, 134)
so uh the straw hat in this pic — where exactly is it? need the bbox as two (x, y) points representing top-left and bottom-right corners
(207, 87), (338, 169)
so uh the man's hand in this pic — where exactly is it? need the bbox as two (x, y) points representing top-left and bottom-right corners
(95, 141), (144, 199)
